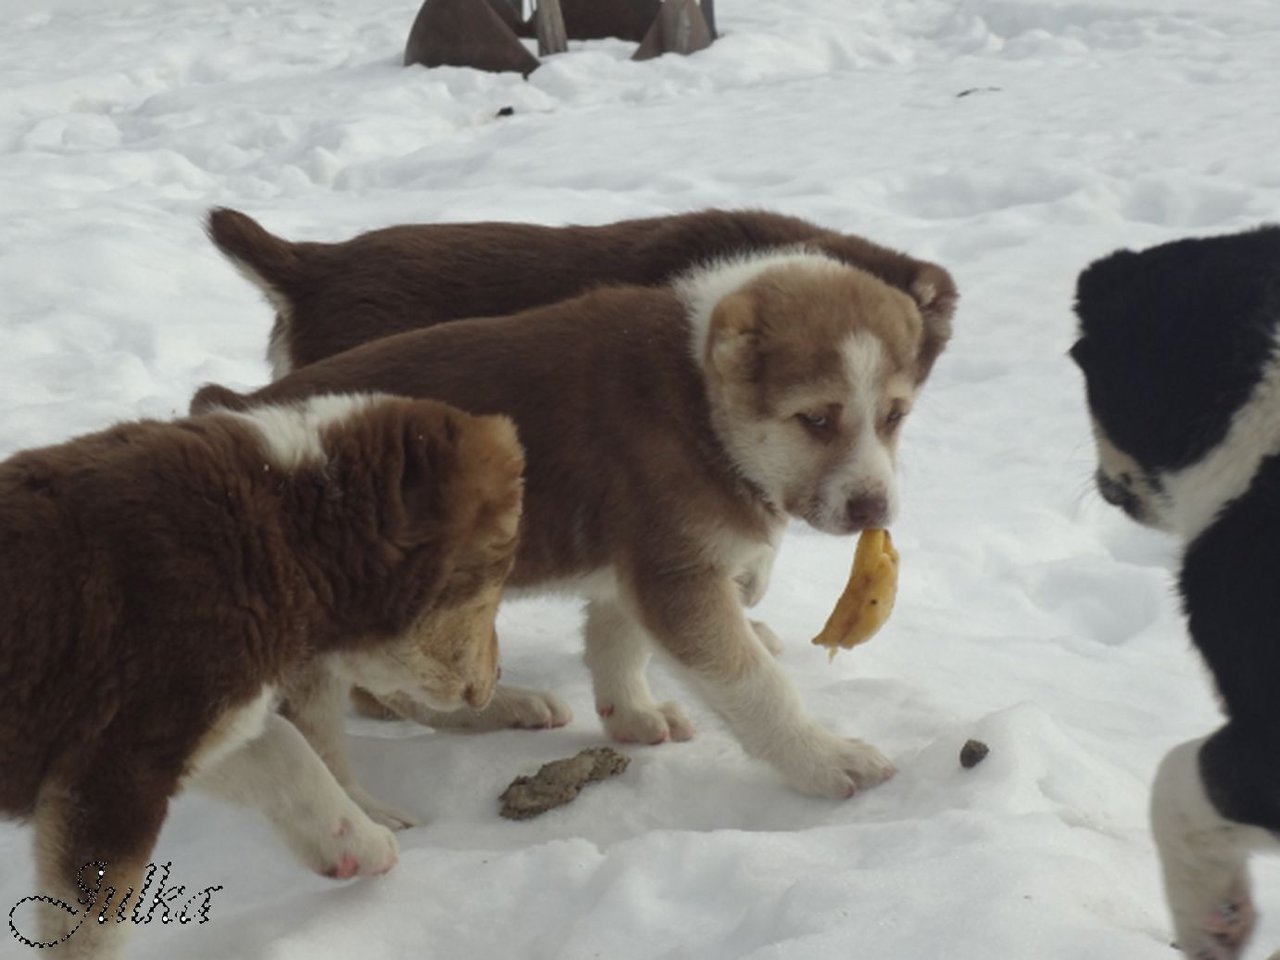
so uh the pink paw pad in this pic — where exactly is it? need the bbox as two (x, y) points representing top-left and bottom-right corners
(324, 854), (360, 879)
(597, 704), (614, 718)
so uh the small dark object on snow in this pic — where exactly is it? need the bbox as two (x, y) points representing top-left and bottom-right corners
(960, 739), (990, 769)
(956, 86), (1003, 98)
(500, 746), (630, 820)
(496, 105), (516, 117)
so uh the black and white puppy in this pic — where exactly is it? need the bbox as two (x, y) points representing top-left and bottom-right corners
(1071, 225), (1280, 960)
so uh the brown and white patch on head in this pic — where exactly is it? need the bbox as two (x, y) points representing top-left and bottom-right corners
(679, 250), (923, 535)
(219, 392), (396, 471)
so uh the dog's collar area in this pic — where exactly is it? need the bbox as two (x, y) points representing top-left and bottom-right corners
(1165, 339), (1280, 543)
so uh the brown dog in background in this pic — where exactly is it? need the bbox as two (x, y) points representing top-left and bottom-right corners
(0, 395), (522, 959)
(193, 248), (943, 800)
(205, 206), (956, 380)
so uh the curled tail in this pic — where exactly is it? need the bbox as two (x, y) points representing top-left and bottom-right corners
(206, 208), (303, 379)
(206, 208), (302, 295)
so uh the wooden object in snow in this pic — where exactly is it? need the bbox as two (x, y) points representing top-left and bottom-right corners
(632, 0), (714, 61)
(404, 0), (540, 76)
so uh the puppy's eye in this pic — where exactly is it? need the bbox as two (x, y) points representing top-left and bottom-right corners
(796, 411), (829, 430)
(883, 408), (907, 430)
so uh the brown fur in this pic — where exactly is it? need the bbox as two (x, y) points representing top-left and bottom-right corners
(205, 207), (956, 381)
(196, 285), (772, 587)
(0, 397), (522, 955)
(192, 254), (938, 797)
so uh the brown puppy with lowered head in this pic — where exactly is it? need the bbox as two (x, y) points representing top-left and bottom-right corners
(1, 394), (522, 959)
(205, 206), (956, 380)
(193, 248), (946, 799)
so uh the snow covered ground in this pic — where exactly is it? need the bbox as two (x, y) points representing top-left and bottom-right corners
(3, 0), (1279, 957)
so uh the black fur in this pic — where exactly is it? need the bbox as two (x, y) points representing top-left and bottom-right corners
(1072, 225), (1280, 472)
(1182, 453), (1280, 832)
(1072, 226), (1280, 833)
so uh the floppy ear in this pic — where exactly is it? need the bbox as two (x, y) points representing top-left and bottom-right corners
(906, 262), (958, 385)
(705, 291), (759, 382)
(451, 414), (525, 554)
(395, 407), (523, 558)
(395, 412), (453, 544)
(1074, 249), (1139, 314)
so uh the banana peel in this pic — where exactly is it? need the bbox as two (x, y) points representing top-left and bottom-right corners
(812, 528), (899, 660)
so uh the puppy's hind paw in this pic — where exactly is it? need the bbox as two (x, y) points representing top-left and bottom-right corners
(347, 784), (422, 831)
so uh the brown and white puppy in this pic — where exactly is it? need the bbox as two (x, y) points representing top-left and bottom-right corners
(205, 206), (956, 381)
(193, 249), (943, 799)
(0, 395), (522, 959)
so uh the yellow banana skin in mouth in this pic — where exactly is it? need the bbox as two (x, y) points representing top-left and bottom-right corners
(812, 529), (899, 660)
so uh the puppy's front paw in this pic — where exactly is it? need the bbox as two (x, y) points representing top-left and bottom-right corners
(1176, 884), (1256, 960)
(317, 814), (398, 879)
(778, 729), (895, 799)
(286, 801), (399, 879)
(599, 700), (695, 745)
(490, 686), (574, 730)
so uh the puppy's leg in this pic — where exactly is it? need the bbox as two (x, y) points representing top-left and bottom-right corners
(738, 543), (784, 656)
(193, 713), (397, 879)
(26, 763), (168, 960)
(1153, 732), (1279, 959)
(282, 662), (421, 830)
(635, 573), (895, 798)
(350, 684), (572, 732)
(735, 542), (776, 609)
(584, 597), (695, 745)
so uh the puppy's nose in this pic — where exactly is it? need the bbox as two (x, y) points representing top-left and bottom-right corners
(1095, 470), (1133, 508)
(845, 494), (889, 530)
